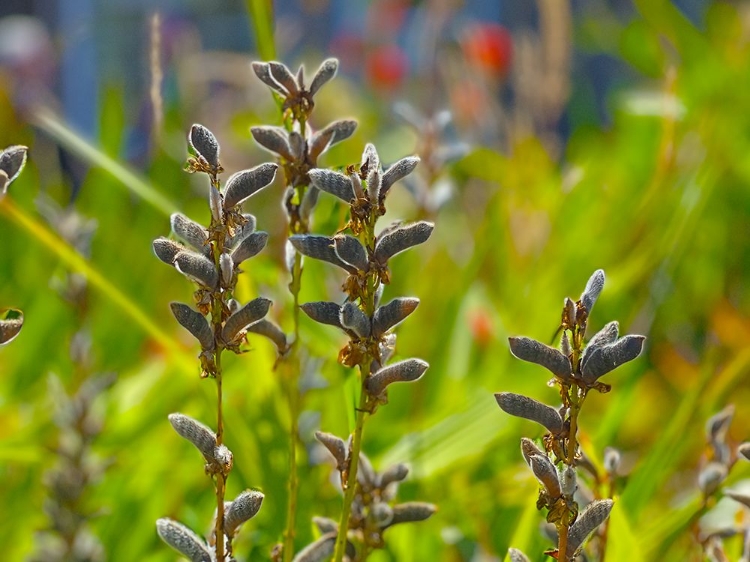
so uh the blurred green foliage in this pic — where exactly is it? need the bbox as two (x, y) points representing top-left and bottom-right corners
(2, 2), (750, 561)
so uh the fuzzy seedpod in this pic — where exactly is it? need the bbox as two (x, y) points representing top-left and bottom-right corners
(380, 156), (420, 200)
(224, 490), (264, 537)
(268, 61), (299, 94)
(350, 171), (365, 199)
(0, 309), (23, 345)
(372, 297), (419, 337)
(580, 269), (605, 316)
(562, 297), (577, 327)
(222, 297), (272, 343)
(0, 145), (28, 185)
(231, 231), (269, 266)
(706, 405), (734, 444)
(156, 518), (212, 562)
(566, 499), (614, 558)
(508, 336), (573, 380)
(170, 213), (210, 256)
(309, 58), (338, 96)
(250, 126), (294, 161)
(580, 335), (645, 383)
(698, 461), (728, 496)
(559, 466), (577, 497)
(507, 548), (531, 562)
(292, 533), (340, 562)
(738, 442), (750, 461)
(366, 166), (381, 202)
(209, 184), (222, 222)
(246, 319), (288, 354)
(520, 437), (546, 465)
(189, 124), (219, 168)
(220, 253), (233, 286)
(299, 186), (320, 222)
(528, 454), (561, 498)
(362, 143), (379, 171)
(223, 163), (278, 209)
(358, 453), (377, 489)
(315, 431), (348, 472)
(385, 502), (437, 528)
(170, 303), (214, 351)
(289, 234), (356, 272)
(603, 447), (621, 475)
(174, 250), (219, 288)
(307, 169), (354, 203)
(494, 392), (564, 435)
(378, 463), (409, 489)
(300, 301), (342, 328)
(252, 61), (287, 95)
(309, 119), (357, 160)
(168, 413), (217, 461)
(373, 221), (434, 265)
(333, 235), (368, 271)
(339, 302), (371, 338)
(724, 489), (750, 509)
(371, 502), (394, 527)
(365, 359), (429, 396)
(152, 237), (184, 264)
(312, 516), (338, 535)
(584, 321), (619, 351)
(227, 214), (257, 248)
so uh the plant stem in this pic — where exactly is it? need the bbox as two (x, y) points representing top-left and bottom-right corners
(333, 387), (368, 562)
(214, 349), (226, 562)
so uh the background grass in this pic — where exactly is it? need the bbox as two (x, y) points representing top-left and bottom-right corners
(2, 1), (750, 561)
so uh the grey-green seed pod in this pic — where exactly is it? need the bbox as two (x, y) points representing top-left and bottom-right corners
(566, 499), (614, 558)
(495, 392), (564, 435)
(231, 231), (269, 266)
(0, 145), (28, 187)
(228, 214), (257, 248)
(170, 213), (210, 256)
(371, 502), (394, 527)
(560, 466), (577, 497)
(580, 335), (646, 383)
(170, 302), (214, 351)
(365, 359), (429, 396)
(706, 405), (734, 443)
(300, 186), (320, 222)
(340, 302), (370, 338)
(350, 171), (365, 199)
(223, 163), (278, 209)
(385, 502), (436, 528)
(250, 126), (294, 161)
(738, 442), (750, 461)
(562, 297), (577, 327)
(174, 250), (219, 288)
(168, 413), (216, 462)
(698, 462), (727, 496)
(529, 455), (561, 498)
(366, 167), (381, 202)
(308, 169), (354, 203)
(300, 301), (342, 328)
(0, 309), (23, 345)
(520, 437), (545, 466)
(220, 253), (233, 286)
(561, 331), (572, 357)
(380, 156), (419, 200)
(378, 463), (409, 489)
(153, 237), (184, 265)
(585, 321), (619, 351)
(372, 297), (419, 337)
(508, 548), (531, 562)
(214, 444), (233, 472)
(288, 131), (304, 160)
(312, 516), (338, 535)
(292, 533), (337, 562)
(309, 119), (357, 159)
(333, 235), (368, 271)
(358, 453), (376, 489)
(209, 184), (222, 222)
(374, 221), (434, 265)
(362, 143), (379, 171)
(269, 61), (299, 94)
(156, 518), (212, 562)
(603, 447), (621, 475)
(289, 234), (356, 272)
(189, 124), (220, 168)
(315, 431), (348, 472)
(246, 319), (288, 354)
(224, 490), (264, 537)
(222, 297), (272, 343)
(508, 336), (573, 380)
(309, 58), (338, 96)
(252, 61), (286, 94)
(580, 269), (605, 316)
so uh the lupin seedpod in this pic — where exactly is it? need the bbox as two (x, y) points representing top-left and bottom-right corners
(173, 250), (219, 289)
(189, 125), (220, 169)
(224, 490), (264, 537)
(289, 234), (357, 272)
(494, 392), (564, 435)
(373, 221), (434, 265)
(269, 61), (299, 94)
(300, 301), (343, 328)
(223, 163), (278, 209)
(170, 213), (210, 257)
(366, 166), (381, 202)
(251, 62), (287, 94)
(250, 126), (295, 161)
(168, 413), (217, 462)
(333, 235), (368, 271)
(339, 302), (371, 338)
(566, 499), (613, 558)
(231, 231), (269, 266)
(309, 119), (357, 160)
(580, 269), (605, 316)
(170, 303), (215, 351)
(222, 297), (272, 343)
(378, 463), (409, 489)
(312, 516), (338, 535)
(507, 548), (531, 562)
(315, 431), (348, 472)
(380, 156), (420, 200)
(365, 359), (429, 396)
(508, 336), (573, 380)
(0, 145), (28, 195)
(292, 533), (338, 562)
(584, 321), (619, 351)
(357, 453), (377, 489)
(580, 335), (645, 383)
(520, 437), (546, 466)
(156, 518), (213, 562)
(309, 58), (338, 96)
(246, 319), (288, 355)
(528, 454), (562, 498)
(372, 298), (419, 337)
(152, 237), (184, 264)
(384, 502), (437, 528)
(371, 502), (394, 527)
(227, 213), (257, 248)
(307, 169), (355, 203)
(0, 309), (24, 345)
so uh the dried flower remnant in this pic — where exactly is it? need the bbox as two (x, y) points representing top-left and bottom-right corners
(498, 270), (645, 561)
(154, 125), (277, 562)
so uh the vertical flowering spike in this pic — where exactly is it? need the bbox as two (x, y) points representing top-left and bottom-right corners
(380, 156), (419, 200)
(0, 309), (24, 345)
(365, 359), (429, 396)
(189, 124), (220, 168)
(170, 302), (215, 351)
(566, 499), (614, 558)
(222, 297), (272, 343)
(580, 269), (605, 316)
(494, 392), (564, 435)
(339, 302), (371, 338)
(224, 490), (264, 537)
(309, 58), (339, 96)
(231, 231), (269, 266)
(315, 431), (348, 472)
(156, 518), (212, 562)
(223, 163), (278, 209)
(372, 297), (419, 337)
(174, 251), (219, 289)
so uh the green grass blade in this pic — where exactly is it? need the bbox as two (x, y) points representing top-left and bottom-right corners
(246, 0), (276, 60)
